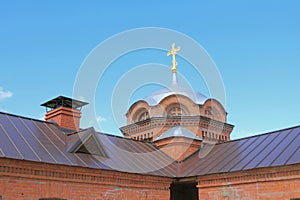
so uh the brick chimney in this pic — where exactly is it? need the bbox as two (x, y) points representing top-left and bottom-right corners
(41, 96), (88, 131)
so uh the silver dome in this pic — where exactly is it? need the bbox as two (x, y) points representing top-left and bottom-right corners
(154, 126), (201, 142)
(144, 85), (207, 106)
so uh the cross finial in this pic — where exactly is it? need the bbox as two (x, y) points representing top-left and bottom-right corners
(167, 43), (181, 73)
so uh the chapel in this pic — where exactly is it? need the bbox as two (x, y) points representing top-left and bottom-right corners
(0, 44), (299, 200)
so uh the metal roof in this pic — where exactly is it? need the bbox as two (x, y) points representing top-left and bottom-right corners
(179, 126), (300, 177)
(0, 111), (299, 178)
(0, 112), (177, 177)
(154, 126), (202, 142)
(143, 85), (208, 106)
(41, 96), (88, 109)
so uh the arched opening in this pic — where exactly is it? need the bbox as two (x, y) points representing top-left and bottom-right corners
(166, 103), (189, 116)
(133, 108), (149, 122)
(204, 106), (221, 119)
(138, 111), (149, 121)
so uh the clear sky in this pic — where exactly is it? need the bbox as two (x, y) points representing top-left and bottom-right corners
(0, 1), (299, 139)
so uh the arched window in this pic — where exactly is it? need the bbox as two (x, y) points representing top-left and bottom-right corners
(138, 111), (149, 121)
(133, 108), (150, 122)
(205, 106), (221, 118)
(168, 107), (184, 116)
(166, 103), (188, 116)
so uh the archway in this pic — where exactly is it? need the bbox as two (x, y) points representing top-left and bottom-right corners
(170, 181), (198, 200)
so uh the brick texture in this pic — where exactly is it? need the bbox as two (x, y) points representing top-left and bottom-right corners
(196, 164), (300, 200)
(45, 107), (81, 131)
(1, 159), (300, 199)
(0, 158), (171, 200)
(121, 95), (233, 143)
(154, 137), (201, 161)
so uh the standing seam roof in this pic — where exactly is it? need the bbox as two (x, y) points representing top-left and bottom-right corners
(179, 126), (300, 177)
(0, 112), (299, 178)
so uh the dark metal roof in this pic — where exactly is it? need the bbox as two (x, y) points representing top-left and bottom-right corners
(0, 111), (299, 178)
(179, 126), (300, 177)
(0, 112), (177, 177)
(41, 96), (88, 109)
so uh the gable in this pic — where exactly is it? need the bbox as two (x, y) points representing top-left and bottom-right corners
(73, 135), (107, 156)
(67, 128), (107, 157)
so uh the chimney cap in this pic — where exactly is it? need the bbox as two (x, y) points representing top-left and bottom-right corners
(41, 96), (88, 110)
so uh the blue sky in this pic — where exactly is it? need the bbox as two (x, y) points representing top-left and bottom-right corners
(0, 1), (299, 139)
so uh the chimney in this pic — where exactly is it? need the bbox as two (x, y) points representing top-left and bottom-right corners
(41, 96), (88, 131)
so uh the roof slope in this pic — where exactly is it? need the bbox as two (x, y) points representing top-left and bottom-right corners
(0, 112), (177, 177)
(0, 112), (299, 178)
(179, 126), (300, 177)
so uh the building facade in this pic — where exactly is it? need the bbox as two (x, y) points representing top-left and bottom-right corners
(0, 44), (300, 199)
(0, 96), (299, 200)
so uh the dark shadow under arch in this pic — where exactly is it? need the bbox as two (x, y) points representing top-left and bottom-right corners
(170, 181), (198, 200)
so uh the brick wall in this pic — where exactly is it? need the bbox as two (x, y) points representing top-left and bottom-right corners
(1, 160), (300, 200)
(197, 164), (300, 200)
(121, 94), (233, 142)
(45, 107), (81, 131)
(154, 137), (201, 161)
(0, 158), (171, 200)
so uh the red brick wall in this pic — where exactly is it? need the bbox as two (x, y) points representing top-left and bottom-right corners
(3, 157), (299, 200)
(197, 164), (300, 200)
(0, 158), (171, 200)
(45, 107), (81, 131)
(154, 137), (201, 161)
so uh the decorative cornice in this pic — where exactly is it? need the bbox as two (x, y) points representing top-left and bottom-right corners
(0, 158), (171, 190)
(120, 116), (234, 136)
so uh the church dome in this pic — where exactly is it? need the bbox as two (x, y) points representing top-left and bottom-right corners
(154, 126), (202, 142)
(143, 85), (208, 106)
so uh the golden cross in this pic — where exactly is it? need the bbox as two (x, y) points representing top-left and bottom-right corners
(167, 43), (181, 73)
